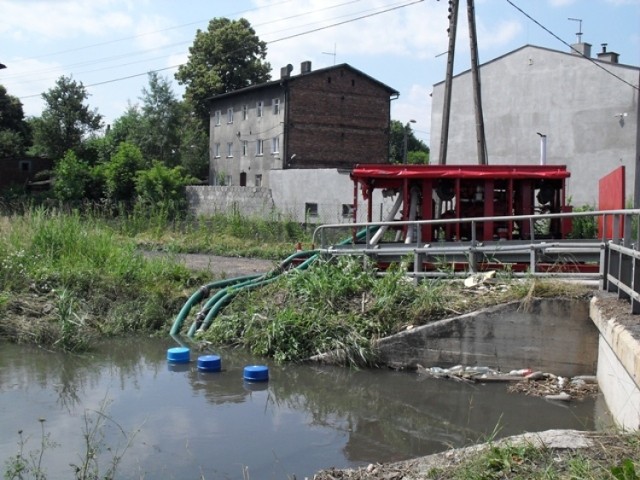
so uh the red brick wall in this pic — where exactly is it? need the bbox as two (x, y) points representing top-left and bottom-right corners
(286, 67), (392, 168)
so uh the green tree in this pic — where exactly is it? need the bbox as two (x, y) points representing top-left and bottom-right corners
(103, 142), (145, 204)
(30, 76), (103, 161)
(138, 72), (181, 166)
(0, 85), (30, 157)
(175, 17), (271, 122)
(53, 150), (91, 202)
(176, 100), (209, 181)
(389, 120), (430, 164)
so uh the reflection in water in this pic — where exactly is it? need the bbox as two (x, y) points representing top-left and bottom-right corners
(0, 338), (606, 480)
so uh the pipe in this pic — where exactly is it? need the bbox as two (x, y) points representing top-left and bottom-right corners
(370, 193), (403, 246)
(169, 275), (262, 336)
(404, 187), (420, 244)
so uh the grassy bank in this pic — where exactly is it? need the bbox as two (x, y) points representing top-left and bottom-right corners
(0, 208), (209, 351)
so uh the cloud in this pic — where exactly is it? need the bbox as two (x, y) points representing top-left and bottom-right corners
(0, 0), (133, 41)
(392, 83), (432, 144)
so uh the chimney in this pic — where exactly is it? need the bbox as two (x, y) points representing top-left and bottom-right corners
(597, 43), (620, 64)
(300, 60), (312, 74)
(280, 64), (293, 79)
(571, 41), (592, 58)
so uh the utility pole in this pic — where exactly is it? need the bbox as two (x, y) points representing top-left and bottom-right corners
(466, 0), (487, 165)
(438, 0), (459, 165)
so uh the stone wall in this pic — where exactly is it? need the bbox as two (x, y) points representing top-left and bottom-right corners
(186, 185), (276, 217)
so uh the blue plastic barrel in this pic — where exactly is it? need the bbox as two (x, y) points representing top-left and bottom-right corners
(197, 354), (222, 372)
(243, 365), (269, 382)
(167, 347), (190, 363)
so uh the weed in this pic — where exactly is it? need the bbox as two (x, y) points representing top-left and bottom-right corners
(4, 419), (57, 480)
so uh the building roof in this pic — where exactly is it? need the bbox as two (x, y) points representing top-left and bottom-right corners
(433, 43), (640, 87)
(206, 63), (399, 103)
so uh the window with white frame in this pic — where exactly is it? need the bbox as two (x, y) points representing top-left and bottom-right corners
(255, 174), (262, 187)
(256, 139), (264, 156)
(256, 100), (264, 117)
(227, 107), (233, 124)
(214, 110), (221, 126)
(214, 143), (221, 158)
(227, 142), (233, 157)
(271, 137), (279, 154)
(242, 104), (248, 120)
(273, 98), (280, 115)
(305, 203), (319, 217)
(242, 140), (248, 156)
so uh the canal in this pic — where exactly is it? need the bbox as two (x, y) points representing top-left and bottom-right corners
(0, 337), (609, 479)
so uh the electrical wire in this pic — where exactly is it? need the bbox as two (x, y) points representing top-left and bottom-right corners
(505, 0), (639, 92)
(17, 0), (424, 99)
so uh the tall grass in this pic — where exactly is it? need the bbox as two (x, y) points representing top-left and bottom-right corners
(0, 207), (207, 349)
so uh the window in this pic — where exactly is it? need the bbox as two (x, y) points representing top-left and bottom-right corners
(242, 104), (248, 120)
(256, 100), (264, 117)
(255, 174), (262, 187)
(227, 107), (233, 124)
(242, 140), (248, 156)
(305, 203), (319, 217)
(227, 142), (233, 157)
(256, 139), (264, 156)
(214, 110), (221, 126)
(271, 137), (279, 154)
(214, 143), (221, 158)
(272, 98), (280, 115)
(342, 204), (355, 218)
(19, 160), (31, 172)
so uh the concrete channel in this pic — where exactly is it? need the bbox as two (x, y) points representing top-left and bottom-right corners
(375, 294), (639, 431)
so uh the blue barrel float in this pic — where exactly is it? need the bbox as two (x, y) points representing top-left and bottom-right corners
(243, 365), (269, 382)
(197, 354), (222, 372)
(167, 347), (190, 364)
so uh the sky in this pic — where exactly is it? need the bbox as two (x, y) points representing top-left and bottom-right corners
(1, 0), (639, 147)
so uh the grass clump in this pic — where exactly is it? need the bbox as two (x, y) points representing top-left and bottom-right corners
(200, 257), (592, 365)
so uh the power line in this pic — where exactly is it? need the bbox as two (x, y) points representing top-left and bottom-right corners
(505, 0), (639, 92)
(18, 0), (424, 99)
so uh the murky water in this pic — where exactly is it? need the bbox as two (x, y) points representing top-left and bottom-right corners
(0, 337), (609, 479)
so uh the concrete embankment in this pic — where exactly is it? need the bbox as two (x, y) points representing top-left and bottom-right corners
(376, 295), (639, 431)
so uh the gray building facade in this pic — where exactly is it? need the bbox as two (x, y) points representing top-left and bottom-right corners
(430, 43), (640, 206)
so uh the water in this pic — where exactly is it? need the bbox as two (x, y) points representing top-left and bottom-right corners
(0, 337), (607, 479)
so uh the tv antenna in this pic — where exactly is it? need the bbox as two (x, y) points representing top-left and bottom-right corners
(568, 17), (583, 43)
(322, 43), (337, 65)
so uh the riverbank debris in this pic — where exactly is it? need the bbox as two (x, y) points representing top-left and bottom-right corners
(416, 364), (599, 400)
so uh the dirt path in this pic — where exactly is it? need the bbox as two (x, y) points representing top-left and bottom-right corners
(142, 252), (277, 278)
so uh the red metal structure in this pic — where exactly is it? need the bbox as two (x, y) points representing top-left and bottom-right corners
(350, 164), (572, 242)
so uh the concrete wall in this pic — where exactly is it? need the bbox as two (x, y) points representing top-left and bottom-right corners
(186, 185), (275, 217)
(188, 169), (397, 224)
(430, 45), (639, 206)
(590, 293), (640, 431)
(376, 298), (598, 377)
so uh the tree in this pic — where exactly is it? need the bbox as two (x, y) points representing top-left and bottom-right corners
(138, 72), (181, 166)
(389, 120), (430, 164)
(135, 161), (196, 215)
(175, 17), (271, 122)
(176, 100), (209, 181)
(0, 85), (30, 157)
(30, 76), (103, 161)
(53, 150), (91, 203)
(103, 142), (145, 204)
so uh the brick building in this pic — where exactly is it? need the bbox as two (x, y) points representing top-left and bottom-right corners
(0, 156), (53, 191)
(207, 61), (398, 188)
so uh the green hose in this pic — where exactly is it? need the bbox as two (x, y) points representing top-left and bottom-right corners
(173, 226), (376, 338)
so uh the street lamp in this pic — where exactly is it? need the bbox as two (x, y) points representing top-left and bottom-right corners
(403, 119), (416, 164)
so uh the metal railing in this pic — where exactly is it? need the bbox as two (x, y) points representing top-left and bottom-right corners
(312, 209), (640, 294)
